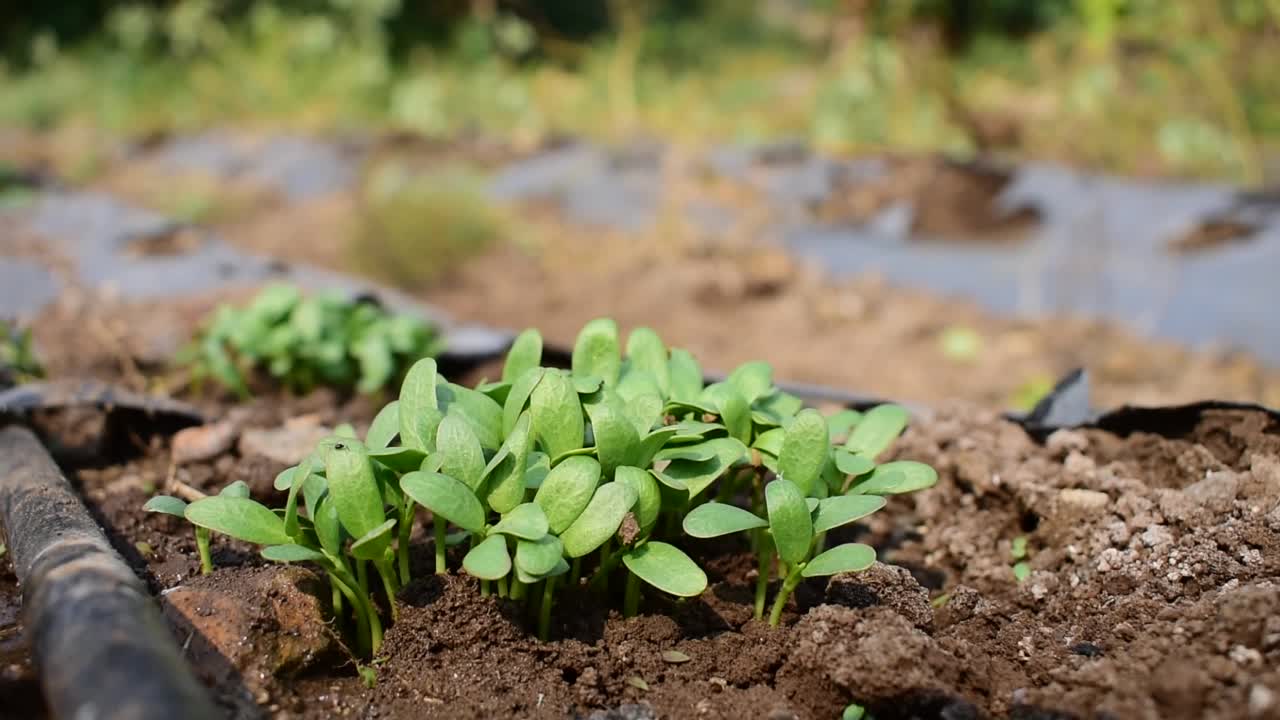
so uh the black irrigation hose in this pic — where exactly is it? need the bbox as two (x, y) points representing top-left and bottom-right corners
(0, 426), (220, 720)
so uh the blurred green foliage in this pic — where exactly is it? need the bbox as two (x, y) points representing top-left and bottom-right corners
(350, 161), (506, 291)
(1, 1), (1276, 182)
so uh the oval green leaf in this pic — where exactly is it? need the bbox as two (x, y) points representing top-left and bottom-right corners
(462, 534), (511, 581)
(778, 409), (829, 496)
(667, 348), (704, 404)
(844, 404), (909, 459)
(261, 544), (327, 564)
(491, 502), (550, 540)
(833, 448), (876, 478)
(682, 502), (767, 538)
(560, 482), (638, 558)
(812, 494), (886, 534)
(503, 367), (545, 437)
(185, 496), (292, 546)
(143, 495), (188, 517)
(622, 542), (707, 597)
(435, 413), (486, 491)
(319, 438), (386, 540)
(312, 495), (344, 558)
(765, 479), (813, 565)
(801, 543), (876, 578)
(849, 460), (938, 495)
(440, 384), (504, 451)
(367, 445), (428, 474)
(534, 455), (601, 534)
(718, 385), (752, 445)
(625, 327), (670, 396)
(400, 471), (486, 533)
(586, 393), (639, 477)
(219, 481), (251, 499)
(615, 465), (660, 535)
(502, 328), (543, 383)
(727, 361), (773, 405)
(752, 427), (785, 458)
(572, 318), (621, 388)
(530, 370), (585, 459)
(515, 534), (563, 576)
(399, 358), (441, 451)
(350, 517), (397, 560)
(826, 409), (862, 444)
(484, 412), (533, 513)
(366, 401), (400, 450)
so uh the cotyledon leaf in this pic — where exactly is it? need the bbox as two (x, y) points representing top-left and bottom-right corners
(399, 471), (486, 533)
(625, 327), (670, 396)
(530, 370), (585, 459)
(812, 494), (886, 534)
(399, 358), (441, 451)
(366, 401), (400, 450)
(667, 348), (704, 404)
(615, 465), (661, 535)
(765, 479), (813, 565)
(184, 496), (292, 546)
(439, 383), (503, 451)
(585, 392), (638, 478)
(484, 412), (533, 514)
(491, 502), (550, 540)
(462, 534), (511, 581)
(435, 413), (486, 491)
(844, 404), (909, 459)
(778, 409), (829, 496)
(318, 438), (386, 541)
(515, 534), (563, 576)
(503, 367), (545, 437)
(534, 455), (602, 534)
(502, 328), (543, 383)
(802, 543), (876, 578)
(560, 482), (638, 558)
(572, 318), (622, 388)
(682, 502), (767, 538)
(848, 461), (937, 495)
(727, 361), (773, 405)
(623, 542), (707, 597)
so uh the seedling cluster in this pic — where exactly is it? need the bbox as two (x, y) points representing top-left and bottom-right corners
(146, 318), (936, 657)
(0, 319), (42, 388)
(179, 283), (443, 398)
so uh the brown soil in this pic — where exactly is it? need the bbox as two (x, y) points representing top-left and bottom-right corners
(6, 385), (1280, 719)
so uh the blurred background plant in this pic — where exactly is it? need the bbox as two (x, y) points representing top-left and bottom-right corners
(349, 160), (508, 291)
(0, 319), (44, 389)
(2, 0), (1277, 184)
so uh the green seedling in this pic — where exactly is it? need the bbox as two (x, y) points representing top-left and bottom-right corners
(0, 319), (43, 388)
(1011, 535), (1031, 582)
(143, 480), (251, 575)
(684, 400), (935, 624)
(146, 317), (937, 647)
(179, 283), (443, 398)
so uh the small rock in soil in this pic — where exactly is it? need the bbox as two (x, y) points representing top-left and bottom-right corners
(1056, 488), (1110, 515)
(786, 605), (962, 702)
(171, 418), (240, 464)
(1069, 642), (1104, 657)
(825, 562), (934, 630)
(160, 565), (337, 699)
(238, 418), (332, 466)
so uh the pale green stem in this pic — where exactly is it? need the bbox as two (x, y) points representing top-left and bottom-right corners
(623, 569), (642, 618)
(397, 503), (414, 585)
(434, 516), (447, 575)
(497, 575), (509, 598)
(570, 556), (582, 588)
(754, 531), (773, 620)
(768, 564), (805, 627)
(375, 559), (400, 622)
(538, 576), (557, 642)
(195, 527), (213, 575)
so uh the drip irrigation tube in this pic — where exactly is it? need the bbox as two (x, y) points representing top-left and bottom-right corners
(0, 425), (219, 720)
